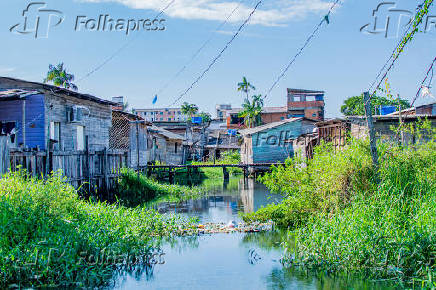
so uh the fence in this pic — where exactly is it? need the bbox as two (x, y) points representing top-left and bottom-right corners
(3, 146), (128, 195)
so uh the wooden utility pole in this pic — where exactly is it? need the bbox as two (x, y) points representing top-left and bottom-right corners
(397, 94), (405, 145)
(363, 92), (380, 176)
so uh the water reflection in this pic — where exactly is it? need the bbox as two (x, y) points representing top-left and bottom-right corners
(113, 178), (395, 290)
(155, 178), (283, 223)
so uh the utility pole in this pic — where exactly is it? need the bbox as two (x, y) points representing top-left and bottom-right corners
(364, 92), (380, 178)
(397, 94), (405, 145)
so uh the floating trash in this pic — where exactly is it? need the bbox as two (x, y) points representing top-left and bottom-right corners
(177, 221), (274, 236)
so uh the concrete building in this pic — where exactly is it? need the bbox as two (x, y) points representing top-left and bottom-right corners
(216, 104), (232, 121)
(226, 107), (288, 129)
(287, 88), (325, 121)
(135, 108), (187, 122)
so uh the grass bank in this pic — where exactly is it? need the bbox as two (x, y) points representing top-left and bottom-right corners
(0, 171), (196, 288)
(243, 121), (436, 286)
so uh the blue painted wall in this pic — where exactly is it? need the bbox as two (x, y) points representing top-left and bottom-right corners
(251, 121), (303, 163)
(0, 94), (46, 149)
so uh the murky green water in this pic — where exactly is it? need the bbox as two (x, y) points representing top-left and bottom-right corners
(113, 178), (396, 289)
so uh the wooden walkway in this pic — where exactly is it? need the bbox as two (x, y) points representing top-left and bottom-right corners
(142, 163), (284, 183)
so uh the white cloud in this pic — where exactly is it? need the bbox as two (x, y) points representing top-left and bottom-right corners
(78, 0), (339, 26)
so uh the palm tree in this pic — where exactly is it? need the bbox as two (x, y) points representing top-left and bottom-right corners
(181, 102), (199, 118)
(43, 63), (78, 91)
(237, 77), (255, 99)
(238, 94), (264, 128)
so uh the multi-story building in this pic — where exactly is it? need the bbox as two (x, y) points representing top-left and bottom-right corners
(135, 108), (187, 122)
(226, 107), (288, 129)
(287, 89), (325, 121)
(216, 104), (232, 121)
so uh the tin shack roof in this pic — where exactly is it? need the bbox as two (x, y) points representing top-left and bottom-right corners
(0, 77), (116, 106)
(239, 118), (314, 136)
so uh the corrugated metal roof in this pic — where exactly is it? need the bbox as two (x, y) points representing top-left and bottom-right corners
(0, 77), (116, 106)
(149, 125), (184, 140)
(228, 106), (287, 115)
(239, 118), (303, 135)
(347, 115), (436, 122)
(287, 88), (325, 95)
(0, 89), (40, 99)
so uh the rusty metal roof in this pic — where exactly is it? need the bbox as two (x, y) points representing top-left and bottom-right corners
(0, 89), (40, 100)
(239, 118), (304, 136)
(0, 77), (116, 106)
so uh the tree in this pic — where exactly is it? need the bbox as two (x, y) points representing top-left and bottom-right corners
(237, 77), (255, 99)
(43, 63), (78, 91)
(181, 102), (199, 118)
(239, 94), (264, 128)
(197, 112), (212, 123)
(341, 95), (411, 116)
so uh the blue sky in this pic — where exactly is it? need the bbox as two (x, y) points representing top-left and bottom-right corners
(1, 0), (435, 117)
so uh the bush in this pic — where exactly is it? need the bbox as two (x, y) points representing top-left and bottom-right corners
(243, 139), (376, 228)
(0, 170), (195, 288)
(291, 138), (436, 285)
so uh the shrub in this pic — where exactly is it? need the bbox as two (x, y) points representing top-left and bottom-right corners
(244, 139), (376, 228)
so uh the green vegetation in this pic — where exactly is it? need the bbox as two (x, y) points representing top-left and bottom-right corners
(181, 102), (199, 118)
(340, 94), (410, 116)
(0, 170), (196, 288)
(237, 77), (264, 128)
(191, 150), (243, 178)
(244, 120), (436, 285)
(43, 63), (78, 91)
(117, 168), (205, 206)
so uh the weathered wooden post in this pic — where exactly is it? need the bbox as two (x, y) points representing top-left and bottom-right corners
(223, 166), (229, 181)
(364, 92), (380, 178)
(397, 94), (405, 145)
(169, 167), (174, 184)
(243, 165), (248, 180)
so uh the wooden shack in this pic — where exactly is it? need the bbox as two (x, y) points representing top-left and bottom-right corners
(110, 110), (150, 168)
(0, 77), (115, 152)
(239, 118), (317, 164)
(147, 125), (184, 165)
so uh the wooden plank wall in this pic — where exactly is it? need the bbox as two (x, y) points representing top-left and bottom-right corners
(0, 136), (9, 176)
(7, 149), (128, 194)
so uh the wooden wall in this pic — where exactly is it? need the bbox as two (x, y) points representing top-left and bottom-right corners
(6, 149), (128, 194)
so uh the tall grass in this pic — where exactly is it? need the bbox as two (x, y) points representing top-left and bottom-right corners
(246, 120), (436, 285)
(0, 170), (196, 288)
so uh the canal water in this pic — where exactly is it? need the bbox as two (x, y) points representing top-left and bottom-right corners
(113, 178), (395, 290)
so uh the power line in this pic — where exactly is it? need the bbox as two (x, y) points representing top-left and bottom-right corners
(168, 0), (262, 106)
(155, 0), (246, 98)
(367, 0), (434, 100)
(77, 0), (176, 83)
(264, 0), (341, 99)
(411, 56), (436, 106)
